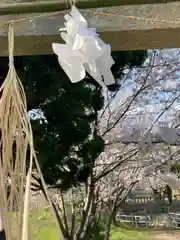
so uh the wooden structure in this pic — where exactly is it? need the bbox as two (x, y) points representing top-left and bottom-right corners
(0, 0), (180, 55)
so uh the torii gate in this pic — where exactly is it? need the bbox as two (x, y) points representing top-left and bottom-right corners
(0, 0), (179, 56)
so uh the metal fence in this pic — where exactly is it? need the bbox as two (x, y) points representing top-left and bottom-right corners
(169, 212), (180, 230)
(116, 214), (151, 227)
(125, 197), (154, 204)
(116, 212), (180, 229)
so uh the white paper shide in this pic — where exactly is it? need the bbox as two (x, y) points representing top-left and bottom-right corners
(52, 6), (115, 87)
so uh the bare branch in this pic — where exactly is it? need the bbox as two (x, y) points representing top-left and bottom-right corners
(93, 149), (138, 182)
(60, 192), (69, 233)
(102, 84), (149, 136)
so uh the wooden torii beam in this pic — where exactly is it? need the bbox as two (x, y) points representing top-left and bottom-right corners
(0, 1), (179, 15)
(0, 1), (180, 55)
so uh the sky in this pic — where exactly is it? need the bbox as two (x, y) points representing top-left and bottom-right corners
(108, 48), (180, 129)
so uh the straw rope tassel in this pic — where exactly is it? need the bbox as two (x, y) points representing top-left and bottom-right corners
(5, 23), (62, 240)
(0, 23), (33, 240)
(0, 18), (77, 240)
(6, 24), (55, 240)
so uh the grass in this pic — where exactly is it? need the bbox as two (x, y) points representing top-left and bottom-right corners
(29, 209), (152, 240)
(29, 209), (59, 240)
(110, 226), (151, 240)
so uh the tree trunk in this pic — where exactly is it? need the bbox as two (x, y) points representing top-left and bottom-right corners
(76, 180), (94, 240)
(104, 213), (113, 240)
(0, 230), (5, 240)
(112, 210), (118, 227)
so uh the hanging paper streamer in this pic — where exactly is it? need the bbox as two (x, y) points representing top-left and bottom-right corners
(52, 6), (115, 87)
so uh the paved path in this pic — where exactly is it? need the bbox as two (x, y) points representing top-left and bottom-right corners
(154, 232), (180, 240)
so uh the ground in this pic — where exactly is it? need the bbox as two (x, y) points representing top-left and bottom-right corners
(28, 209), (180, 240)
(153, 232), (180, 240)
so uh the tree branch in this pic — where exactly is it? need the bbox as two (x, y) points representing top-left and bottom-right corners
(102, 84), (149, 136)
(93, 150), (138, 182)
(60, 192), (69, 233)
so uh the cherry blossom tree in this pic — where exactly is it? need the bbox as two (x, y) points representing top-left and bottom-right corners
(39, 49), (180, 240)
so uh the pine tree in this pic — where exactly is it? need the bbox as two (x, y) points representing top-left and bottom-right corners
(0, 50), (147, 190)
